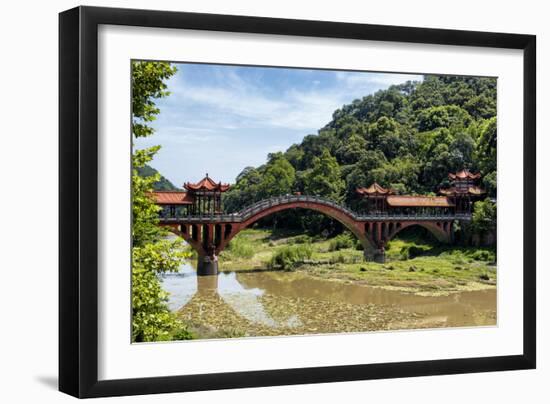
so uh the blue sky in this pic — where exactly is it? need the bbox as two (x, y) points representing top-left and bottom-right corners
(134, 63), (423, 187)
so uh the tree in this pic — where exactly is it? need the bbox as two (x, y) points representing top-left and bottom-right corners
(471, 199), (497, 240)
(476, 117), (497, 173)
(131, 61), (193, 342)
(304, 149), (345, 202)
(258, 153), (296, 198)
(416, 105), (472, 132)
(223, 166), (263, 212)
(335, 133), (367, 165)
(132, 61), (177, 138)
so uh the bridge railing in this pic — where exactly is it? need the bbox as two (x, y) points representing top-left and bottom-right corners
(237, 194), (358, 220)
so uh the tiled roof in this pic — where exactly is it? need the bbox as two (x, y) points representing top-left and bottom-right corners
(184, 174), (231, 192)
(149, 191), (194, 205)
(356, 182), (392, 195)
(449, 168), (481, 180)
(386, 195), (454, 207)
(467, 186), (486, 195)
(439, 186), (486, 196)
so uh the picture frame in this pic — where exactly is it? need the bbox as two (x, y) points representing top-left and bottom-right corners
(59, 5), (536, 398)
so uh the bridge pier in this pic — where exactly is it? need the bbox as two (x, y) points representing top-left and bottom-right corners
(197, 255), (218, 276)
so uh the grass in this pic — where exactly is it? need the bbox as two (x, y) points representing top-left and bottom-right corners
(268, 243), (313, 270)
(216, 227), (497, 295)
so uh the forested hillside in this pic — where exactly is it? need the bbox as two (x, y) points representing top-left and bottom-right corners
(222, 75), (497, 236)
(137, 164), (178, 191)
(224, 75), (496, 211)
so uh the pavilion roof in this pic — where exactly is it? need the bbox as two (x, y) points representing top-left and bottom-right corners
(149, 191), (194, 205)
(184, 174), (231, 192)
(356, 182), (393, 196)
(386, 195), (455, 208)
(439, 186), (486, 196)
(449, 168), (481, 181)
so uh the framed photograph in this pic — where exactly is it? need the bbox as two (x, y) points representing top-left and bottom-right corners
(59, 6), (536, 398)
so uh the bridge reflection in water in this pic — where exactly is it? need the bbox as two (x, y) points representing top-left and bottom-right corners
(160, 262), (497, 338)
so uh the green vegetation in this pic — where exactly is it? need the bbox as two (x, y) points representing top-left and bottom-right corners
(223, 76), (497, 241)
(224, 237), (256, 259)
(219, 227), (496, 295)
(137, 164), (178, 190)
(131, 61), (193, 342)
(328, 232), (360, 251)
(269, 244), (314, 270)
(471, 198), (497, 241)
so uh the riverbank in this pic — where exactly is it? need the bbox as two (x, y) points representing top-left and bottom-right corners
(166, 262), (496, 340)
(214, 228), (496, 296)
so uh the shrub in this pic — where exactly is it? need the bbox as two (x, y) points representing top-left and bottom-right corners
(399, 245), (429, 260)
(269, 244), (313, 270)
(328, 232), (355, 251)
(171, 323), (194, 341)
(469, 249), (496, 262)
(225, 237), (255, 259)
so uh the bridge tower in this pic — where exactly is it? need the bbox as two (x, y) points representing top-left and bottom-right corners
(183, 174), (231, 275)
(439, 168), (486, 213)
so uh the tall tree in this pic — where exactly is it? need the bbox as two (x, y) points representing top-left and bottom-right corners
(304, 149), (345, 202)
(471, 199), (497, 242)
(131, 61), (192, 342)
(258, 153), (296, 198)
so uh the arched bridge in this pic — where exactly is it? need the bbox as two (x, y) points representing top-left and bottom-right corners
(158, 195), (471, 275)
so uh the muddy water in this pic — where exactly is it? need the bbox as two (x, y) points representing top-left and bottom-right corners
(160, 263), (496, 339)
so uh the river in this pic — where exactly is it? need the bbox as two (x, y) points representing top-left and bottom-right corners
(159, 261), (496, 339)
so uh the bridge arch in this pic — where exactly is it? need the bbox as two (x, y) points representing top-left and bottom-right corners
(219, 199), (378, 255)
(386, 221), (452, 244)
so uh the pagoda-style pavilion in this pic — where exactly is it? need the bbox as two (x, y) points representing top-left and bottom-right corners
(439, 168), (486, 212)
(356, 183), (393, 213)
(150, 174), (230, 217)
(184, 174), (231, 215)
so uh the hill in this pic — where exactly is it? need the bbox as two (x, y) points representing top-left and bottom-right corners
(222, 75), (497, 236)
(137, 164), (178, 191)
(224, 75), (497, 212)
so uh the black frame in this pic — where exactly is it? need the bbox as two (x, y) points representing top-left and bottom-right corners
(59, 6), (536, 398)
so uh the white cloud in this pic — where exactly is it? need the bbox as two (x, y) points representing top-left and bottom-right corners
(335, 71), (423, 88)
(163, 68), (423, 133)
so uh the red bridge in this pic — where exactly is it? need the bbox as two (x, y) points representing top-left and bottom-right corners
(151, 170), (484, 275)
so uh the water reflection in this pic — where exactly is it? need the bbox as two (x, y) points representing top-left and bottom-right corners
(160, 261), (496, 338)
(161, 264), (286, 328)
